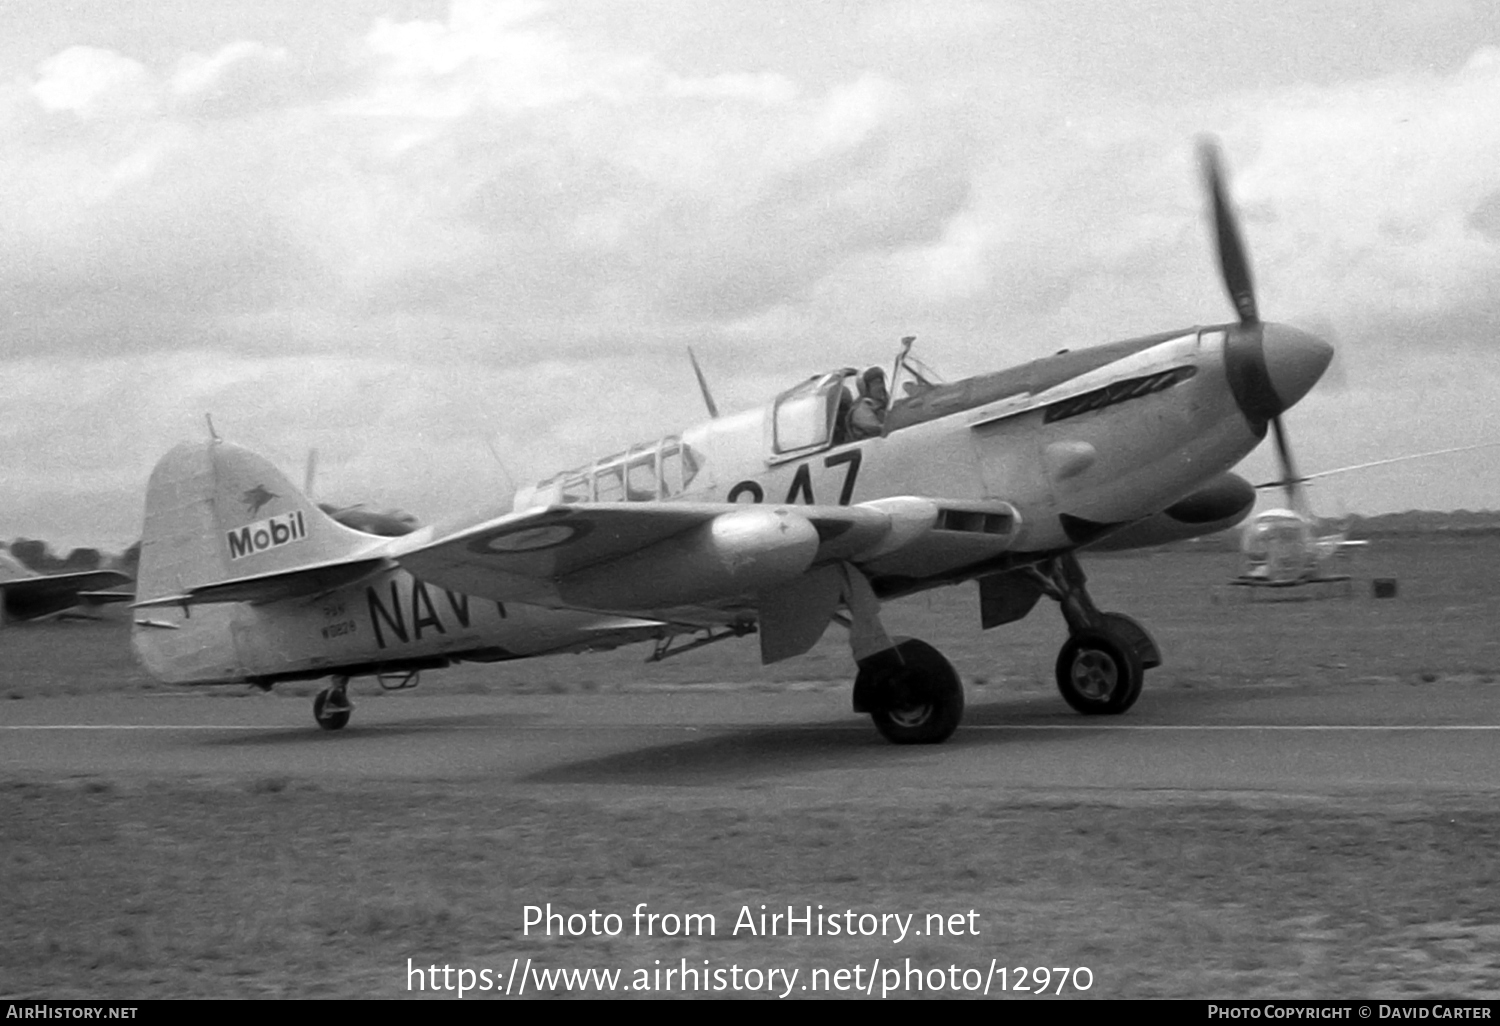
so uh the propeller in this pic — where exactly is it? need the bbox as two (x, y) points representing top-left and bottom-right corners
(1199, 137), (1321, 519)
(1267, 417), (1311, 516)
(1200, 139), (1258, 327)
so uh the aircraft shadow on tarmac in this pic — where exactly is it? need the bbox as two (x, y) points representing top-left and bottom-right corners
(190, 711), (555, 748)
(520, 722), (897, 785)
(519, 685), (1268, 786)
(183, 690), (1210, 786)
(518, 698), (1125, 786)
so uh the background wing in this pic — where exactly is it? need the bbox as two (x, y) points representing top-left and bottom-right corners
(1, 570), (133, 621)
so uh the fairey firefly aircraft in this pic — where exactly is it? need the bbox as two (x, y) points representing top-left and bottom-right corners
(131, 141), (1334, 743)
(0, 547), (133, 625)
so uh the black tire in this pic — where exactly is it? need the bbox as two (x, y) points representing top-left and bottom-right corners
(863, 638), (965, 745)
(1055, 629), (1144, 715)
(313, 689), (351, 731)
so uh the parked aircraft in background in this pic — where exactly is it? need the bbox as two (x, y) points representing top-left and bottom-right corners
(303, 448), (420, 538)
(1236, 442), (1500, 586)
(0, 548), (133, 625)
(131, 140), (1333, 743)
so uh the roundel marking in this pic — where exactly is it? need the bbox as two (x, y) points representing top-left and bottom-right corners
(470, 517), (593, 554)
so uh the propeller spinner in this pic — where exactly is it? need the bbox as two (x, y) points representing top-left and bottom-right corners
(1200, 138), (1332, 515)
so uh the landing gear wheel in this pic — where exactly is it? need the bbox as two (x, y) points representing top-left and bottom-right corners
(861, 639), (965, 745)
(1055, 629), (1143, 715)
(313, 686), (352, 731)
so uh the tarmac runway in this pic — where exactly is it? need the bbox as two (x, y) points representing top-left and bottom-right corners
(4, 679), (1499, 797)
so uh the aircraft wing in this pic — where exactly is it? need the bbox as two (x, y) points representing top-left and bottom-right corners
(0, 570), (134, 622)
(392, 497), (1021, 615)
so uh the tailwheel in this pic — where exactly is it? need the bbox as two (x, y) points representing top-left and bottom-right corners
(1055, 628), (1143, 715)
(857, 638), (965, 745)
(313, 678), (353, 731)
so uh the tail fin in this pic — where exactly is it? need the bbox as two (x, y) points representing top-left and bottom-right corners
(135, 440), (383, 605)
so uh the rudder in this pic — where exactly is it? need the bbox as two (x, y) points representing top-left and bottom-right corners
(135, 440), (381, 605)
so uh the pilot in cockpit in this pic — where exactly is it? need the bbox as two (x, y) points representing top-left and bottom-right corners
(846, 366), (889, 441)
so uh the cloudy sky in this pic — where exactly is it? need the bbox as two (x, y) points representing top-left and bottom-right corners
(5, 0), (1500, 550)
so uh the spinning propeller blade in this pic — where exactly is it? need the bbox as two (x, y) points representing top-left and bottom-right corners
(1199, 138), (1258, 326)
(1268, 417), (1310, 515)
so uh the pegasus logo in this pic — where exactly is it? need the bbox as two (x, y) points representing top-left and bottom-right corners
(242, 485), (278, 516)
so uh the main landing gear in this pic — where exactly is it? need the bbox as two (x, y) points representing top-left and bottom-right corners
(833, 563), (964, 745)
(853, 639), (965, 745)
(313, 676), (353, 731)
(1025, 554), (1160, 715)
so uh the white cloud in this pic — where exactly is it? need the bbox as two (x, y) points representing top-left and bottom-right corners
(1224, 51), (1500, 333)
(31, 46), (158, 118)
(171, 41), (297, 120)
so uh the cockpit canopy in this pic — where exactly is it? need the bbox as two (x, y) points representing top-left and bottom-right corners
(1242, 510), (1311, 557)
(772, 369), (857, 456)
(517, 342), (940, 509)
(525, 436), (704, 506)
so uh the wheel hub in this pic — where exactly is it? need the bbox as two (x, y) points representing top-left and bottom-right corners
(886, 703), (934, 728)
(1070, 649), (1118, 701)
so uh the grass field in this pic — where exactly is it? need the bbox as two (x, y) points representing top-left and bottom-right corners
(2, 537), (1499, 999)
(4, 782), (1499, 999)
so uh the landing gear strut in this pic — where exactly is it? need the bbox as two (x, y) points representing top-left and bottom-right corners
(1025, 554), (1160, 715)
(313, 676), (353, 731)
(834, 564), (965, 744)
(853, 638), (965, 745)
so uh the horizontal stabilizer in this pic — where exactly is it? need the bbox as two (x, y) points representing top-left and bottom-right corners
(133, 556), (392, 609)
(75, 590), (136, 606)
